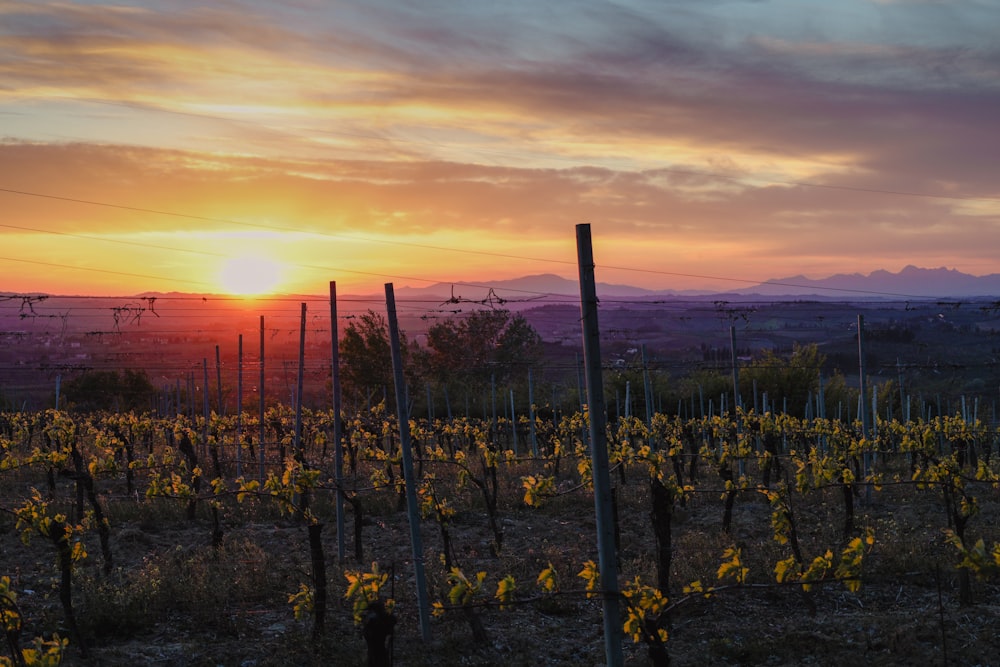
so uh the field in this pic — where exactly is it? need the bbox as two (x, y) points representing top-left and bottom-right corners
(3, 407), (1000, 666)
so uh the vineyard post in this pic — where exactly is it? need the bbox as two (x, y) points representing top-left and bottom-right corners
(216, 344), (224, 416)
(330, 281), (346, 563)
(385, 283), (432, 642)
(528, 369), (538, 456)
(490, 373), (497, 443)
(818, 372), (826, 418)
(202, 358), (210, 461)
(294, 302), (306, 458)
(732, 324), (746, 477)
(187, 371), (195, 419)
(872, 385), (879, 463)
(576, 223), (624, 667)
(510, 389), (518, 455)
(897, 357), (906, 413)
(729, 325), (742, 414)
(258, 315), (266, 485)
(576, 353), (589, 446)
(857, 314), (871, 504)
(54, 373), (61, 410)
(236, 334), (243, 478)
(642, 344), (653, 430)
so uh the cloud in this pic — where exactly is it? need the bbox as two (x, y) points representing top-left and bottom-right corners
(1, 1), (998, 292)
(2, 140), (995, 270)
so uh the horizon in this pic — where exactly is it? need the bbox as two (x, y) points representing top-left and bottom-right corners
(6, 264), (1000, 302)
(2, 2), (999, 297)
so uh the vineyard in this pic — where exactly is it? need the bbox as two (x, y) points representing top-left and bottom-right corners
(4, 229), (1000, 665)
(3, 404), (1000, 666)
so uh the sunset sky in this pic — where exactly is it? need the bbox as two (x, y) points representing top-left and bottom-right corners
(2, 0), (998, 297)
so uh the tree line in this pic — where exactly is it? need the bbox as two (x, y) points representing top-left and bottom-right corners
(51, 308), (928, 424)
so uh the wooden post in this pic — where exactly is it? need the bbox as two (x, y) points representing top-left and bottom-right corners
(385, 283), (431, 641)
(575, 224), (623, 667)
(330, 281), (346, 563)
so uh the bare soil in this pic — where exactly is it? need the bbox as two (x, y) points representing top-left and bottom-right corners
(3, 465), (1000, 667)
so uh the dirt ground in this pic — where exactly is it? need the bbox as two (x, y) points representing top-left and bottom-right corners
(3, 468), (1000, 667)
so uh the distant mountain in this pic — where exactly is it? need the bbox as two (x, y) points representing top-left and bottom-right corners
(29, 266), (999, 305)
(392, 273), (683, 300)
(738, 266), (1000, 299)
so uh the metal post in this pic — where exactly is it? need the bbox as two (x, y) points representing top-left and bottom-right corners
(330, 281), (346, 562)
(858, 314), (871, 503)
(575, 224), (623, 667)
(528, 369), (538, 457)
(385, 283), (431, 641)
(259, 315), (266, 484)
(237, 334), (243, 478)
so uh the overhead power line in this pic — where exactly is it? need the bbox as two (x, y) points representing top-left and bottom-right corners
(1, 185), (996, 301)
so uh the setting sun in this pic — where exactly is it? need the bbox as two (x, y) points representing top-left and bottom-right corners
(218, 255), (284, 295)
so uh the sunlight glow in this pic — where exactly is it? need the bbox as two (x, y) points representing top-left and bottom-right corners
(217, 255), (284, 295)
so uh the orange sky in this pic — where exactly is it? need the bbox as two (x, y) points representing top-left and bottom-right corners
(1, 1), (999, 297)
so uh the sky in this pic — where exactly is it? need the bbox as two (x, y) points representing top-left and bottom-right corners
(1, 0), (999, 297)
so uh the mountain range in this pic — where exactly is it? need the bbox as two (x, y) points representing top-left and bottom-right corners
(390, 265), (1000, 302)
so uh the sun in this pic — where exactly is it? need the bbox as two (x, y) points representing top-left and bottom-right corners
(217, 255), (284, 296)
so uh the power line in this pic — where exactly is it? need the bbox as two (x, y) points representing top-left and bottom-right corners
(0, 185), (576, 271)
(5, 186), (994, 302)
(0, 256), (213, 287)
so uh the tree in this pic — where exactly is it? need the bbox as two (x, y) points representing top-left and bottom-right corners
(61, 369), (156, 412)
(743, 344), (825, 417)
(671, 369), (732, 418)
(424, 310), (542, 400)
(339, 311), (419, 409)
